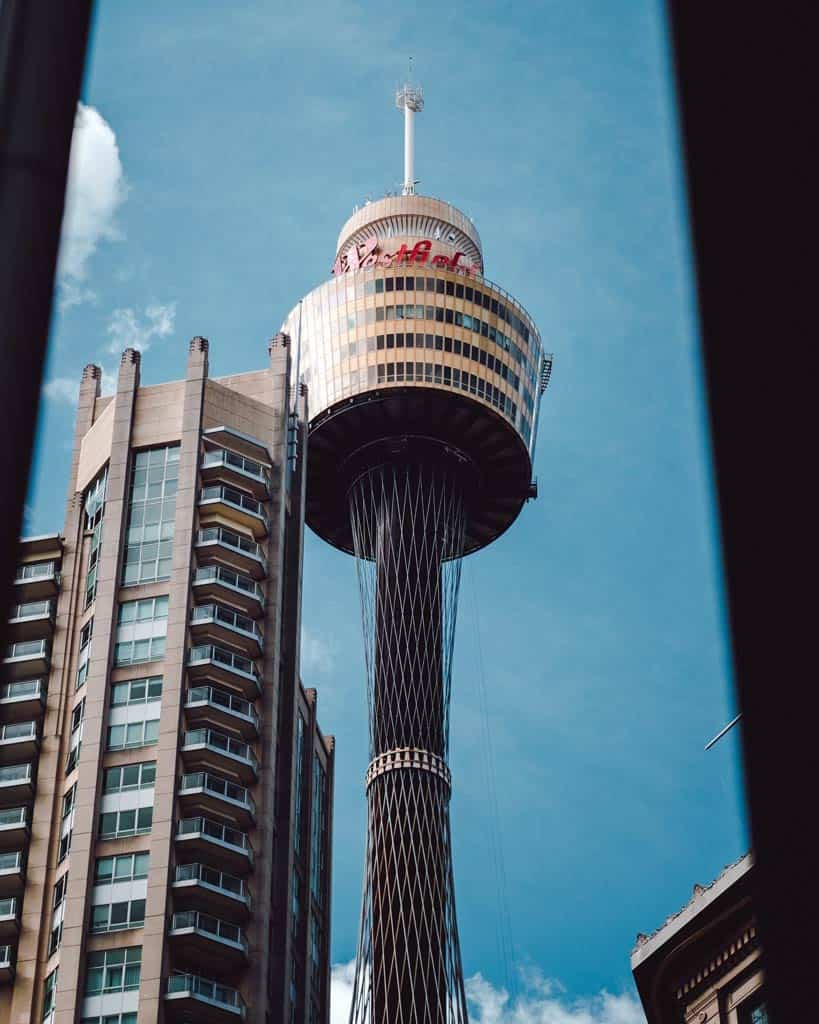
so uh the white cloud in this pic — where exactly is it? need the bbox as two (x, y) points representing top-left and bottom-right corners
(302, 626), (334, 675)
(466, 969), (645, 1024)
(329, 963), (644, 1024)
(42, 376), (80, 404)
(106, 303), (176, 354)
(57, 103), (128, 308)
(44, 301), (175, 403)
(330, 960), (356, 1024)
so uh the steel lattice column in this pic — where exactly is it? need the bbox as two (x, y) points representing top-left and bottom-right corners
(348, 456), (470, 1024)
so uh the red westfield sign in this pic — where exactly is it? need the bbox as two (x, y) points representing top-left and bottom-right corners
(332, 238), (481, 277)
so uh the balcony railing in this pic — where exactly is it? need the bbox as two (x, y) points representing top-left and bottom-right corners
(176, 817), (253, 863)
(0, 853), (23, 874)
(179, 772), (256, 819)
(4, 639), (48, 662)
(0, 680), (45, 703)
(8, 600), (54, 622)
(199, 485), (269, 533)
(0, 944), (12, 966)
(195, 527), (267, 575)
(173, 862), (250, 908)
(188, 645), (261, 689)
(14, 562), (56, 582)
(0, 765), (33, 786)
(166, 972), (246, 1017)
(0, 808), (27, 830)
(182, 730), (258, 777)
(0, 898), (17, 920)
(192, 566), (264, 607)
(169, 910), (248, 954)
(185, 686), (259, 733)
(191, 603), (262, 641)
(0, 723), (37, 744)
(202, 448), (270, 488)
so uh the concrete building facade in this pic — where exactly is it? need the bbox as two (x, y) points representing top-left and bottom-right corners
(631, 854), (766, 1024)
(0, 337), (334, 1024)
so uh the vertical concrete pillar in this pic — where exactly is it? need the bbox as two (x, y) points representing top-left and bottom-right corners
(9, 364), (101, 1024)
(246, 335), (292, 1015)
(54, 350), (141, 1024)
(137, 337), (208, 1022)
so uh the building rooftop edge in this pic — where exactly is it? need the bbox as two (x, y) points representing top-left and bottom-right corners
(20, 532), (62, 546)
(630, 851), (753, 969)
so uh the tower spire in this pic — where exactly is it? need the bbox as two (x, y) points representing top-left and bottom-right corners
(396, 60), (423, 197)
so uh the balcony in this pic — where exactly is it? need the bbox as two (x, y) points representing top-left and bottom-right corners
(175, 817), (253, 875)
(190, 604), (263, 658)
(178, 773), (256, 829)
(187, 645), (261, 700)
(0, 898), (19, 943)
(195, 526), (267, 580)
(13, 561), (59, 601)
(181, 730), (257, 784)
(172, 862), (251, 920)
(165, 971), (247, 1023)
(192, 566), (264, 619)
(3, 639), (49, 680)
(0, 766), (34, 808)
(6, 601), (55, 642)
(0, 680), (46, 723)
(200, 447), (270, 499)
(168, 910), (248, 972)
(0, 944), (13, 985)
(0, 723), (39, 765)
(0, 809), (28, 853)
(184, 686), (259, 740)
(198, 485), (269, 539)
(0, 852), (24, 899)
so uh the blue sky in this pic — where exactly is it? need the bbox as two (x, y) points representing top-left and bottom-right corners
(28, 1), (748, 1019)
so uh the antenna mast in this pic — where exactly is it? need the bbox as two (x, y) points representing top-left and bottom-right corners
(396, 57), (423, 196)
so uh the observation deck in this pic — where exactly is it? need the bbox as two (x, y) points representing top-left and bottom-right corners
(282, 194), (547, 557)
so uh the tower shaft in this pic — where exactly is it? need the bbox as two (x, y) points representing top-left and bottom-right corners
(348, 457), (469, 1024)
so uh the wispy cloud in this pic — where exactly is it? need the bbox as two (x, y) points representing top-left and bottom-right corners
(106, 303), (176, 354)
(302, 626), (334, 675)
(57, 103), (129, 310)
(42, 377), (82, 404)
(466, 969), (645, 1024)
(329, 963), (645, 1024)
(44, 302), (175, 405)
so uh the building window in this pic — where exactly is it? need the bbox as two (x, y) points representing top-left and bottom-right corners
(76, 617), (93, 689)
(58, 784), (76, 862)
(65, 698), (85, 774)
(95, 852), (149, 885)
(739, 992), (769, 1024)
(48, 873), (68, 956)
(107, 718), (159, 751)
(291, 867), (302, 937)
(114, 596), (168, 666)
(310, 756), (326, 903)
(102, 761), (156, 794)
(90, 898), (146, 933)
(310, 914), (323, 994)
(84, 466), (108, 608)
(43, 967), (58, 1020)
(80, 1015), (137, 1024)
(110, 676), (162, 706)
(122, 445), (179, 585)
(98, 806), (153, 840)
(84, 947), (142, 995)
(293, 715), (305, 854)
